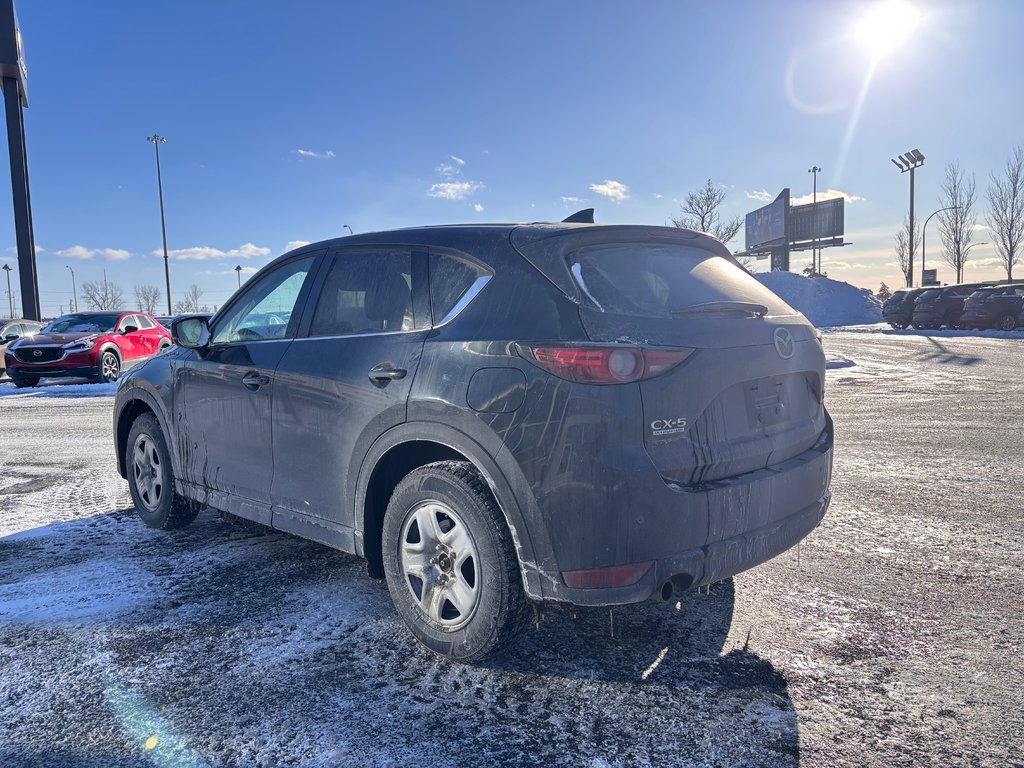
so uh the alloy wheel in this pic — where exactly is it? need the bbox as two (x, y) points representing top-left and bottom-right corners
(131, 433), (163, 511)
(101, 351), (120, 381)
(400, 500), (480, 630)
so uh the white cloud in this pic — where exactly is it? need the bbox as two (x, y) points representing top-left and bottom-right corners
(156, 242), (271, 261)
(428, 180), (484, 201)
(653, 193), (664, 199)
(746, 189), (773, 202)
(473, 203), (484, 213)
(790, 188), (864, 206)
(590, 180), (630, 202)
(55, 245), (131, 261)
(449, 155), (465, 166)
(6, 245), (44, 254)
(284, 240), (312, 252)
(561, 196), (583, 205)
(294, 149), (335, 160)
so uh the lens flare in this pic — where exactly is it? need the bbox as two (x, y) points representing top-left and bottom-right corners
(853, 0), (922, 60)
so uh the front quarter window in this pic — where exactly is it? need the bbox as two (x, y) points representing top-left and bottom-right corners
(211, 256), (315, 344)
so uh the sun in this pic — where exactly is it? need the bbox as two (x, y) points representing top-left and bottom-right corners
(853, 0), (922, 60)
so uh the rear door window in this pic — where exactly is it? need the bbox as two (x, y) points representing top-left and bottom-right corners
(309, 250), (415, 337)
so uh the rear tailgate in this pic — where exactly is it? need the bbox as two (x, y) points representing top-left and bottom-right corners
(511, 225), (827, 484)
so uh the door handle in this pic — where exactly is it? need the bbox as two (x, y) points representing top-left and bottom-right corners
(368, 365), (407, 385)
(241, 371), (271, 390)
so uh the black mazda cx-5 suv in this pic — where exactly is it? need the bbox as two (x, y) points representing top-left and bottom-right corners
(113, 219), (834, 660)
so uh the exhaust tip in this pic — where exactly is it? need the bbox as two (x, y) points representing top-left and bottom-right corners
(658, 580), (674, 601)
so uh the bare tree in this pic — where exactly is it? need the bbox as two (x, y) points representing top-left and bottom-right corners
(174, 284), (204, 314)
(671, 178), (744, 246)
(81, 275), (124, 310)
(937, 161), (977, 284)
(134, 284), (162, 315)
(894, 216), (920, 287)
(986, 146), (1024, 281)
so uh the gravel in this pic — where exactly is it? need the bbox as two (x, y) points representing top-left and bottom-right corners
(1, 330), (1021, 767)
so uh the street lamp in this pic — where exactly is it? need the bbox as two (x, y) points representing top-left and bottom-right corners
(963, 241), (987, 256)
(235, 264), (242, 288)
(808, 165), (821, 274)
(921, 205), (958, 286)
(343, 224), (354, 236)
(2, 263), (12, 318)
(65, 264), (77, 312)
(147, 134), (172, 315)
(891, 148), (925, 287)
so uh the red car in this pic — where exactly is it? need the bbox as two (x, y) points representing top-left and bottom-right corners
(3, 311), (172, 388)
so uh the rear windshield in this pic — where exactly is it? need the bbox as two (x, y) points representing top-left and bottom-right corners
(44, 314), (120, 333)
(568, 243), (791, 318)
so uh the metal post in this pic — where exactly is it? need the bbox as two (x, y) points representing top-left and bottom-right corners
(921, 206), (959, 286)
(3, 76), (38, 320)
(148, 135), (171, 315)
(235, 264), (242, 288)
(908, 166), (915, 288)
(2, 262), (12, 317)
(808, 166), (820, 274)
(66, 264), (76, 312)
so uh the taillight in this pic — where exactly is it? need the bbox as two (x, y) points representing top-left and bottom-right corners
(519, 345), (693, 384)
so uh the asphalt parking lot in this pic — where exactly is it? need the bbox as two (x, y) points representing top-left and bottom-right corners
(1, 329), (1021, 767)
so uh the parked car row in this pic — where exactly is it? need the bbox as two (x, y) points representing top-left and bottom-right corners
(883, 282), (1024, 331)
(2, 311), (172, 387)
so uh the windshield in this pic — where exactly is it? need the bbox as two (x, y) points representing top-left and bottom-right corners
(44, 314), (121, 334)
(568, 243), (791, 319)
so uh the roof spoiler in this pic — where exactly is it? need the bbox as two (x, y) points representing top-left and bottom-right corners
(562, 208), (595, 224)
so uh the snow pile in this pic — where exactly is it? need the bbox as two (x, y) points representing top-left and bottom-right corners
(756, 271), (882, 327)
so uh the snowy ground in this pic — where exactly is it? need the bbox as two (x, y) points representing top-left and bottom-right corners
(1, 331), (1022, 767)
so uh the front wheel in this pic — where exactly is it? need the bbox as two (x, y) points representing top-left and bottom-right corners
(382, 461), (529, 662)
(127, 413), (198, 530)
(96, 349), (120, 383)
(997, 313), (1017, 331)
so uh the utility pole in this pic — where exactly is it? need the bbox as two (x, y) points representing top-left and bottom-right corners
(808, 165), (821, 274)
(147, 134), (172, 315)
(66, 263), (77, 312)
(2, 262), (12, 317)
(891, 150), (925, 288)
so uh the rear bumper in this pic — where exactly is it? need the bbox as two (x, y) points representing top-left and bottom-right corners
(536, 413), (834, 606)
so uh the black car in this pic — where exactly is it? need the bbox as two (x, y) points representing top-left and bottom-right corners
(911, 283), (991, 329)
(960, 284), (1024, 330)
(882, 287), (928, 329)
(113, 219), (834, 661)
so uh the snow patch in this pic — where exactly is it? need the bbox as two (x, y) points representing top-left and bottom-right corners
(0, 380), (116, 398)
(757, 272), (881, 327)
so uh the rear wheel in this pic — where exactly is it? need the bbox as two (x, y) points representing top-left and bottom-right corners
(382, 461), (529, 662)
(127, 413), (198, 530)
(997, 313), (1017, 331)
(11, 374), (39, 388)
(95, 349), (120, 383)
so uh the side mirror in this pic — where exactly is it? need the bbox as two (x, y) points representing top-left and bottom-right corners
(121, 325), (139, 335)
(171, 315), (211, 349)
(3, 333), (18, 342)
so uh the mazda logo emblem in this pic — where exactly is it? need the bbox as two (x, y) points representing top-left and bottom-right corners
(773, 328), (795, 360)
(33, 349), (42, 357)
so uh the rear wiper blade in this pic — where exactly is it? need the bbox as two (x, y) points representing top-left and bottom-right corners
(670, 301), (769, 318)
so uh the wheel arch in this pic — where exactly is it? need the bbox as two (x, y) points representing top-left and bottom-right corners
(114, 387), (170, 480)
(355, 422), (546, 600)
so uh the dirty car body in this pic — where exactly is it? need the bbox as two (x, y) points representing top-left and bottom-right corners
(113, 222), (833, 658)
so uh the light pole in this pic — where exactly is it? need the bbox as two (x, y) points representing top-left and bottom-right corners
(961, 241), (988, 283)
(343, 224), (353, 236)
(65, 264), (77, 312)
(147, 134), (172, 315)
(891, 149), (925, 287)
(921, 205), (959, 286)
(235, 264), (242, 288)
(2, 263), (12, 318)
(808, 165), (821, 274)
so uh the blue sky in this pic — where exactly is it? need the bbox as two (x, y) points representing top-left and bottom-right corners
(1, 0), (1022, 316)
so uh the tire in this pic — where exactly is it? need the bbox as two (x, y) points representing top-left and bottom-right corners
(126, 413), (198, 530)
(997, 313), (1017, 331)
(382, 460), (529, 662)
(95, 349), (120, 383)
(11, 375), (39, 388)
